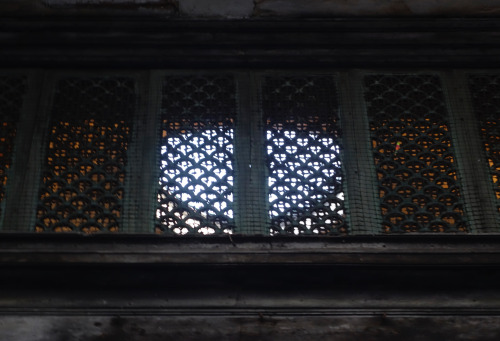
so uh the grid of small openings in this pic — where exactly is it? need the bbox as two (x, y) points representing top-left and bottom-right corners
(0, 76), (26, 220)
(364, 74), (466, 233)
(35, 78), (135, 233)
(468, 75), (500, 215)
(156, 76), (236, 235)
(262, 76), (346, 235)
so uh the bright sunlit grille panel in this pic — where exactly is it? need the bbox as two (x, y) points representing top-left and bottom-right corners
(156, 76), (236, 235)
(263, 76), (346, 235)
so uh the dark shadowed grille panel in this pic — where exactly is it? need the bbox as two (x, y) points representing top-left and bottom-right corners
(156, 76), (236, 235)
(365, 74), (466, 233)
(468, 75), (500, 214)
(36, 78), (135, 233)
(0, 76), (26, 220)
(263, 76), (346, 235)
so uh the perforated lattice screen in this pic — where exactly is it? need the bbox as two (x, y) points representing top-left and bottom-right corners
(36, 78), (135, 233)
(156, 76), (236, 235)
(468, 75), (500, 214)
(364, 74), (467, 233)
(0, 76), (26, 220)
(263, 76), (346, 235)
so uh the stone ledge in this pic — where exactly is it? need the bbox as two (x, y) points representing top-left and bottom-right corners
(1, 233), (500, 265)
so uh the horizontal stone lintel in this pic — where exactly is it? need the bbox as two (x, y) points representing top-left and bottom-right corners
(0, 18), (500, 67)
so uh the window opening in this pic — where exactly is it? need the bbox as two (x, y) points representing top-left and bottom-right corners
(35, 78), (135, 233)
(0, 76), (26, 221)
(156, 76), (236, 235)
(365, 74), (466, 233)
(468, 75), (500, 214)
(263, 76), (346, 235)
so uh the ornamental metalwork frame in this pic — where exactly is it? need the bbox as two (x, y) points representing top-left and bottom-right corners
(0, 69), (498, 234)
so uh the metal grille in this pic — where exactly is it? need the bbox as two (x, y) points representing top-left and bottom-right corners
(156, 76), (236, 235)
(365, 74), (466, 233)
(0, 76), (26, 220)
(36, 78), (135, 233)
(263, 76), (346, 235)
(468, 75), (500, 214)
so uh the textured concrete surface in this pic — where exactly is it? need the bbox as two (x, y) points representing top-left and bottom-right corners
(179, 0), (253, 18)
(2, 315), (500, 341)
(3, 0), (500, 17)
(43, 0), (165, 4)
(254, 0), (500, 17)
(41, 0), (177, 10)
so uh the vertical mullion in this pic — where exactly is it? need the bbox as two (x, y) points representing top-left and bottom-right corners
(338, 71), (381, 234)
(0, 72), (25, 229)
(147, 71), (164, 233)
(4, 71), (51, 231)
(441, 71), (499, 232)
(122, 71), (156, 233)
(1, 71), (43, 230)
(234, 72), (269, 235)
